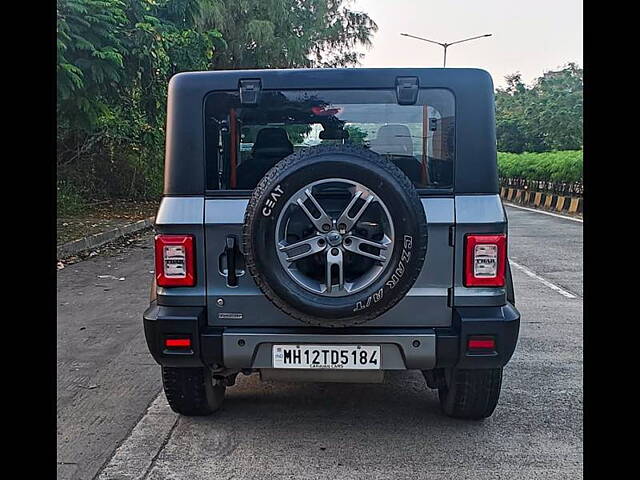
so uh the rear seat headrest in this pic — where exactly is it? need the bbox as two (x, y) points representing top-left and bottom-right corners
(370, 124), (414, 157)
(251, 127), (294, 158)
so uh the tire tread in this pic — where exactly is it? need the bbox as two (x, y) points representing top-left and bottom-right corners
(162, 367), (225, 416)
(438, 368), (503, 420)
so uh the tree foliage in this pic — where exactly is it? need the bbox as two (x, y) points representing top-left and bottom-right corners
(495, 63), (582, 153)
(57, 0), (376, 213)
(57, 0), (127, 124)
(205, 0), (377, 69)
(57, 0), (224, 210)
(345, 125), (367, 145)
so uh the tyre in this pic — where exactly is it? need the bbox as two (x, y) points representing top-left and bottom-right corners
(438, 367), (503, 420)
(422, 368), (446, 390)
(162, 367), (225, 416)
(243, 145), (427, 327)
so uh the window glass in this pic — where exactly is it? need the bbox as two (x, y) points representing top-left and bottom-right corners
(204, 89), (454, 191)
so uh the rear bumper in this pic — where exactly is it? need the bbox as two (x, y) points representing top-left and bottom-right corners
(143, 302), (520, 370)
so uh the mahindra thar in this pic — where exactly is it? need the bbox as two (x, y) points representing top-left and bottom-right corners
(143, 68), (520, 420)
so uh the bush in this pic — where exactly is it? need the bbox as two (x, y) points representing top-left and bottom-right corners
(497, 150), (583, 183)
(57, 181), (87, 217)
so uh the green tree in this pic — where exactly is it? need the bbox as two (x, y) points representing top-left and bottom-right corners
(205, 0), (377, 69)
(57, 0), (127, 126)
(495, 64), (582, 153)
(57, 0), (378, 213)
(531, 63), (583, 151)
(57, 0), (223, 207)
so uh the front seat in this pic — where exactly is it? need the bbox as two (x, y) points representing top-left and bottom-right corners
(369, 124), (422, 184)
(236, 128), (294, 189)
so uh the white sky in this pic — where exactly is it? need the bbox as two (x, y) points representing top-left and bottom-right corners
(351, 0), (583, 88)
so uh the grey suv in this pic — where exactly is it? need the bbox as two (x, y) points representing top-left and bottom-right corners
(143, 68), (520, 420)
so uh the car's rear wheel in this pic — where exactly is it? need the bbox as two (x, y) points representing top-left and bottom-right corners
(438, 367), (503, 420)
(162, 367), (225, 416)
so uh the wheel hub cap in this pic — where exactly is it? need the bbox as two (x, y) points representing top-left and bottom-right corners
(275, 178), (395, 297)
(327, 231), (342, 246)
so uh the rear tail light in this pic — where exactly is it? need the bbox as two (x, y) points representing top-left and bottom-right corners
(464, 234), (506, 287)
(155, 235), (195, 287)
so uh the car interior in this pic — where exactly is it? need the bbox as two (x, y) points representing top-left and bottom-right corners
(204, 90), (454, 192)
(234, 123), (428, 190)
(236, 127), (294, 190)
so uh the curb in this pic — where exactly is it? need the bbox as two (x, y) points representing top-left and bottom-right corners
(500, 187), (583, 215)
(57, 216), (155, 259)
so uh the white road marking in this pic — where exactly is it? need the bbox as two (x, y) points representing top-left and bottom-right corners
(504, 202), (583, 223)
(509, 260), (578, 299)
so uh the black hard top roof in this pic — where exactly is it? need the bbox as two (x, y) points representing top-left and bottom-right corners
(168, 67), (493, 91)
(164, 68), (498, 195)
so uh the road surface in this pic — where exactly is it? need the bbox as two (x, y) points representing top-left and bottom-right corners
(57, 205), (583, 479)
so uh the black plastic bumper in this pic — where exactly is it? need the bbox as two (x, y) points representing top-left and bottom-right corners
(143, 302), (224, 368)
(143, 302), (520, 370)
(433, 304), (520, 369)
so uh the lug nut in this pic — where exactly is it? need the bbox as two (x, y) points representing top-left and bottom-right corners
(318, 238), (326, 246)
(322, 224), (331, 232)
(331, 248), (339, 255)
(344, 238), (352, 246)
(338, 223), (347, 232)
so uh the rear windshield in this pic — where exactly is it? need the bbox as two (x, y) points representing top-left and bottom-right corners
(204, 89), (454, 191)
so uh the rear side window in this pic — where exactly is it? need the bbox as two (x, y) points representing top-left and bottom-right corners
(204, 89), (454, 191)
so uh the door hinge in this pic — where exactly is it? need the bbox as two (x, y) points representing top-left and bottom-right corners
(395, 76), (419, 105)
(239, 79), (261, 105)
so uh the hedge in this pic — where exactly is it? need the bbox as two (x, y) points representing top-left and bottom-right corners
(497, 150), (583, 183)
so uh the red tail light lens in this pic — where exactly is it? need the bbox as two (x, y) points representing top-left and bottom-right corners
(155, 235), (195, 287)
(464, 234), (506, 287)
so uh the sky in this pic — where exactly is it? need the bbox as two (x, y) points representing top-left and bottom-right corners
(351, 0), (582, 88)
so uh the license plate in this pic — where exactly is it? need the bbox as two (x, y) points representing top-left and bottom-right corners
(272, 344), (381, 370)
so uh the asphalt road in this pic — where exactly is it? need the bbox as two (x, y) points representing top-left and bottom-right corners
(57, 205), (583, 480)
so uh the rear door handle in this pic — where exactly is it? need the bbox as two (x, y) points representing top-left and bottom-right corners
(225, 236), (238, 287)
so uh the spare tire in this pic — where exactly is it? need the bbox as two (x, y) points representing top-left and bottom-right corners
(243, 145), (427, 327)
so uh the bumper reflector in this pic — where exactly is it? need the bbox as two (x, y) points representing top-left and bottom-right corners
(165, 338), (191, 348)
(467, 337), (496, 350)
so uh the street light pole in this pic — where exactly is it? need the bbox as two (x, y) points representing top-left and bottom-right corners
(400, 33), (492, 67)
